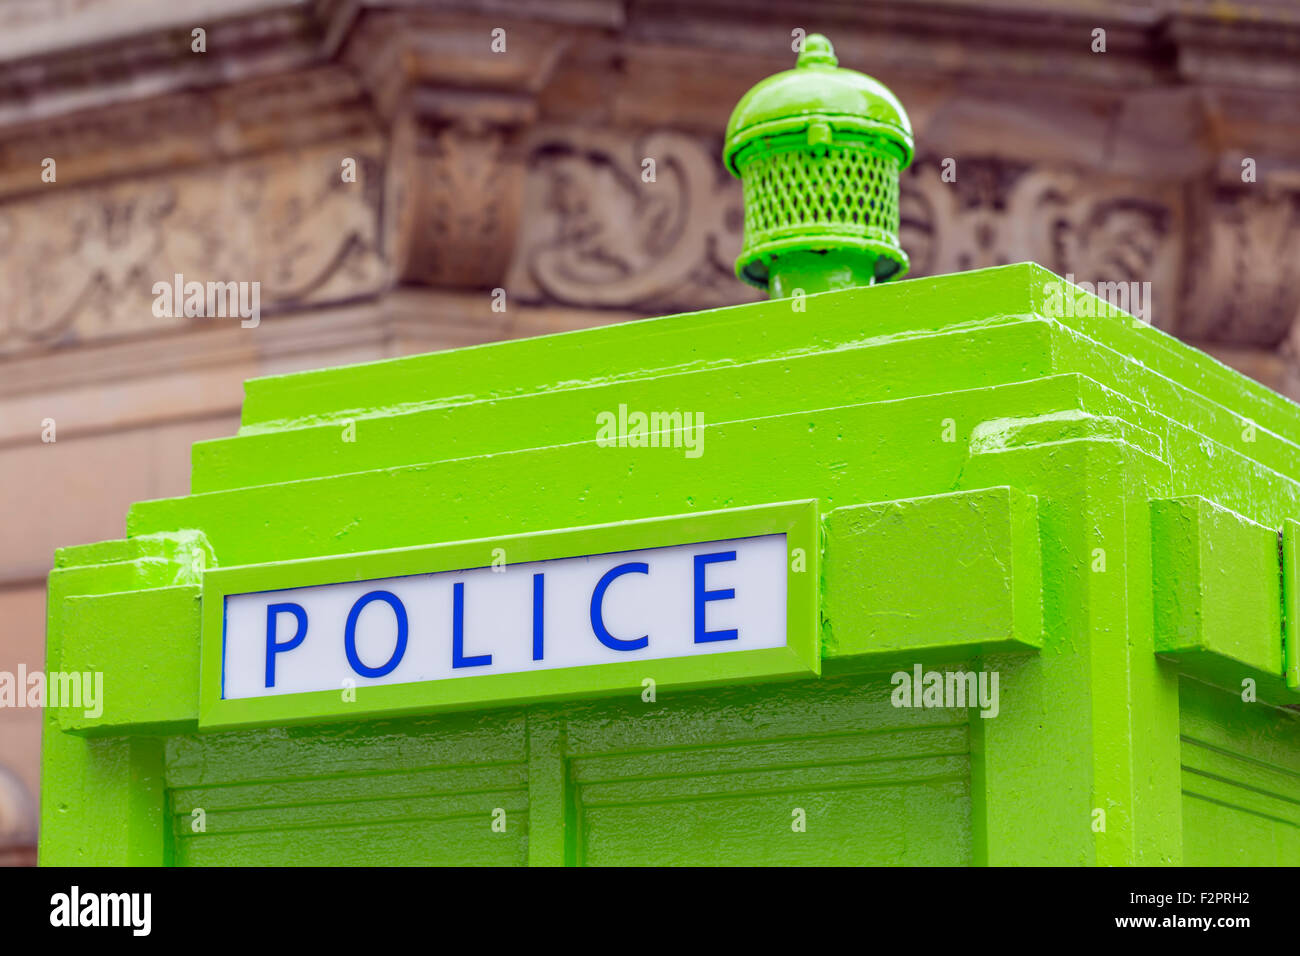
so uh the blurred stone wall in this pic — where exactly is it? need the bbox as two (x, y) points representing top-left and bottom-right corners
(2, 0), (1299, 863)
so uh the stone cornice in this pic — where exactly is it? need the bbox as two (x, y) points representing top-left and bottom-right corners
(0, 2), (324, 127)
(0, 1), (1296, 161)
(0, 0), (1297, 129)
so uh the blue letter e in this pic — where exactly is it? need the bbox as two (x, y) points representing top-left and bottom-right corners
(265, 602), (308, 687)
(694, 551), (738, 643)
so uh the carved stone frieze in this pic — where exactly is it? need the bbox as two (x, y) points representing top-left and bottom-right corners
(507, 128), (757, 313)
(901, 158), (1181, 328)
(386, 112), (528, 291)
(1180, 185), (1300, 348)
(0, 2), (1296, 358)
(0, 142), (388, 353)
(507, 129), (1193, 328)
(345, 9), (575, 291)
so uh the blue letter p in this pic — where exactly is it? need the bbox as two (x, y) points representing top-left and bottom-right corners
(265, 602), (308, 688)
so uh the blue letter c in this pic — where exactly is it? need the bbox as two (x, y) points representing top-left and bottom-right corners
(590, 562), (649, 651)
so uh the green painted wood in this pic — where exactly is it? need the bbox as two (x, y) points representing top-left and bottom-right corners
(1281, 518), (1300, 689)
(233, 267), (1046, 429)
(176, 816), (528, 867)
(130, 376), (1081, 565)
(229, 265), (1300, 450)
(40, 553), (174, 865)
(563, 672), (970, 866)
(524, 712), (573, 867)
(824, 486), (1041, 658)
(960, 420), (1182, 865)
(1179, 678), (1300, 865)
(165, 710), (529, 866)
(193, 320), (1056, 493)
(1152, 496), (1285, 689)
(56, 586), (200, 733)
(40, 262), (1300, 866)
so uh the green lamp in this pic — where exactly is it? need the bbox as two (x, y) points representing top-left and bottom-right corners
(723, 34), (914, 298)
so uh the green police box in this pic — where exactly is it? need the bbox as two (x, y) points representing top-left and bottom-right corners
(40, 38), (1300, 867)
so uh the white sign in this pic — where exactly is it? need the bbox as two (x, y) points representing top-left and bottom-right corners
(221, 534), (788, 700)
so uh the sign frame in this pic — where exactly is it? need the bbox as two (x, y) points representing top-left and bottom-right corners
(198, 500), (820, 729)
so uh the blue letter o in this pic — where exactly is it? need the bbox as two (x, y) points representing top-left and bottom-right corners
(344, 590), (408, 678)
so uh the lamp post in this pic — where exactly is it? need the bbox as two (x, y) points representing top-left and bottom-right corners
(723, 34), (914, 298)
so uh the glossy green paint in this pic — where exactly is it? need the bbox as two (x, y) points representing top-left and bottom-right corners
(1281, 518), (1300, 690)
(42, 262), (1300, 866)
(722, 35), (913, 172)
(824, 486), (1041, 660)
(1152, 496), (1283, 683)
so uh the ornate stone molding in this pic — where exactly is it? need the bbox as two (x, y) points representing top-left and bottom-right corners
(901, 158), (1182, 328)
(0, 141), (388, 353)
(0, 0), (1297, 356)
(507, 128), (754, 313)
(343, 8), (576, 290)
(504, 125), (1299, 347)
(387, 115), (527, 290)
(1181, 185), (1300, 347)
(506, 130), (1198, 328)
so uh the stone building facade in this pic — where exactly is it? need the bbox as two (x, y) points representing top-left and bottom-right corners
(2, 0), (1299, 864)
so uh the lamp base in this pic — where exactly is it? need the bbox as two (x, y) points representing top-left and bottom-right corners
(767, 249), (891, 299)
